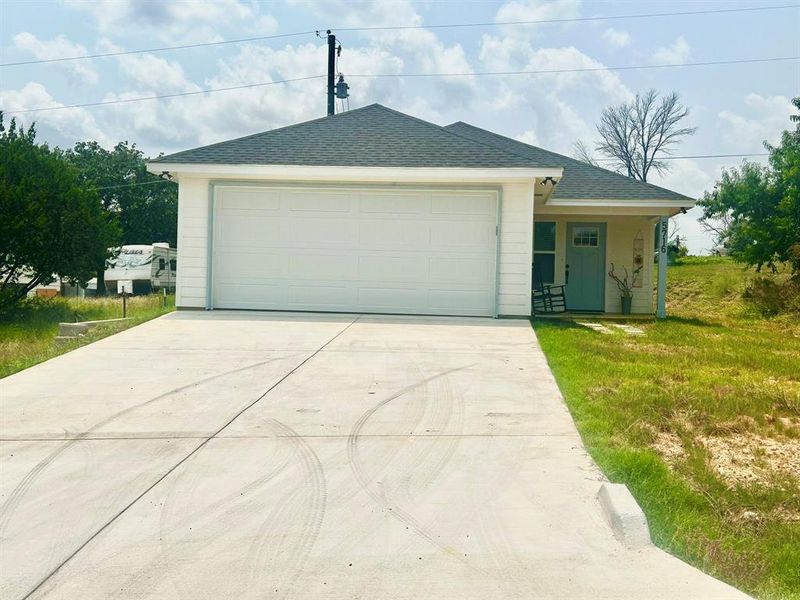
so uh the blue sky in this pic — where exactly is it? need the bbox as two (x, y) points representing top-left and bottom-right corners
(1, 0), (798, 253)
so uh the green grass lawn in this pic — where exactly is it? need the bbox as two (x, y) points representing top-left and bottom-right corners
(533, 257), (800, 599)
(0, 294), (174, 379)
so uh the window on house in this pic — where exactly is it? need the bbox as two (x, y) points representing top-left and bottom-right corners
(158, 258), (166, 270)
(572, 226), (599, 247)
(170, 259), (177, 271)
(533, 221), (556, 285)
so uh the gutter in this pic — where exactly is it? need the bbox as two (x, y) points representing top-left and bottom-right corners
(146, 162), (563, 183)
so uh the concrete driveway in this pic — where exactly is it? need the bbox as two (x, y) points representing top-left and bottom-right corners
(1, 312), (749, 599)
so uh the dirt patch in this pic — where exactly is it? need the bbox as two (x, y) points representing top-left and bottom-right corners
(700, 434), (800, 487)
(652, 431), (685, 463)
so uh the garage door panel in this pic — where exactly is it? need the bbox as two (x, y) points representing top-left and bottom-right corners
(216, 216), (281, 248)
(212, 185), (498, 316)
(429, 289), (493, 311)
(288, 218), (359, 247)
(358, 287), (427, 309)
(358, 220), (429, 249)
(288, 285), (354, 306)
(220, 251), (284, 280)
(429, 221), (495, 249)
(288, 254), (357, 280)
(432, 193), (496, 216)
(287, 191), (352, 213)
(358, 256), (428, 283)
(218, 188), (280, 211)
(359, 193), (426, 215)
(429, 257), (493, 284)
(215, 282), (286, 307)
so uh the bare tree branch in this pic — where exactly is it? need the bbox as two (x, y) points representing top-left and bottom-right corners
(571, 139), (599, 166)
(595, 89), (697, 182)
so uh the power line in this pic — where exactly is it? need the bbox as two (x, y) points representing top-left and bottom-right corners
(7, 75), (326, 114)
(5, 55), (797, 115)
(0, 31), (317, 67)
(337, 4), (800, 33)
(1, 4), (797, 67)
(94, 179), (176, 191)
(348, 56), (799, 80)
(594, 153), (769, 161)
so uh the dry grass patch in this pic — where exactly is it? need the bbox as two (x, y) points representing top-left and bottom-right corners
(700, 434), (800, 489)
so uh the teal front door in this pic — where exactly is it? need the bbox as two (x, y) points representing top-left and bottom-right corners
(565, 222), (606, 311)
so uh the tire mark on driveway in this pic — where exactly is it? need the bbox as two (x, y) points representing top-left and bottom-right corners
(18, 317), (359, 600)
(243, 418), (327, 599)
(346, 364), (474, 561)
(0, 354), (300, 538)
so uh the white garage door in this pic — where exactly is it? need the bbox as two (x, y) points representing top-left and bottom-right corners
(211, 184), (498, 316)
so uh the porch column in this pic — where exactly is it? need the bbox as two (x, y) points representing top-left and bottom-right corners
(656, 216), (668, 318)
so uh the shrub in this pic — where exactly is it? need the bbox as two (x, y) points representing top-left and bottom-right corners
(742, 276), (800, 317)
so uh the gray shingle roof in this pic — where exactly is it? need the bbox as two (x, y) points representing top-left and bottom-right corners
(152, 104), (540, 169)
(154, 103), (692, 203)
(444, 121), (693, 202)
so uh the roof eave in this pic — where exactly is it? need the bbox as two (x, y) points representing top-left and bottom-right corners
(545, 197), (695, 208)
(146, 162), (564, 183)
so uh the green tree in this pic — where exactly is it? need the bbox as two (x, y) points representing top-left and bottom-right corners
(0, 114), (120, 308)
(65, 141), (177, 293)
(699, 97), (800, 274)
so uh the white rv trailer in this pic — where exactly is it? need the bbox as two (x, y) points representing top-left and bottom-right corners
(105, 243), (177, 295)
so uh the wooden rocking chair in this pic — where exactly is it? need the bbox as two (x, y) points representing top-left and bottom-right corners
(532, 265), (567, 314)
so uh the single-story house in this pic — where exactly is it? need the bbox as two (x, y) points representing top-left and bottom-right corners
(147, 103), (693, 318)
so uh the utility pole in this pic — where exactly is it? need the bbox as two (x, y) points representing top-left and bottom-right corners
(327, 30), (335, 116)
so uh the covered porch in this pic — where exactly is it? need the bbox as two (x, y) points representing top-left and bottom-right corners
(531, 201), (677, 318)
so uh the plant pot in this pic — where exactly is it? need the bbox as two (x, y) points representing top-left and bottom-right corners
(621, 295), (633, 315)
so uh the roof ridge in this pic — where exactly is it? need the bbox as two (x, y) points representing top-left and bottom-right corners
(446, 121), (692, 199)
(372, 104), (545, 167)
(152, 103), (383, 163)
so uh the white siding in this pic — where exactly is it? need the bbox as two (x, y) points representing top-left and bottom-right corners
(497, 182), (534, 316)
(175, 178), (210, 308)
(540, 215), (654, 314)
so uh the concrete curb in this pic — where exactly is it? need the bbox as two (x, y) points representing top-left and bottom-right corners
(58, 318), (130, 338)
(597, 482), (652, 548)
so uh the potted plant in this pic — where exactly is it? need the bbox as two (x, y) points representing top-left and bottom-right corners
(608, 262), (643, 315)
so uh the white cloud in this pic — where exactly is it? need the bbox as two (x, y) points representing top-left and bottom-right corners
(97, 40), (195, 94)
(602, 28), (631, 48)
(0, 82), (109, 145)
(12, 32), (98, 84)
(718, 93), (794, 149)
(494, 0), (582, 33)
(64, 0), (278, 42)
(475, 36), (632, 152)
(653, 36), (691, 65)
(516, 130), (541, 145)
